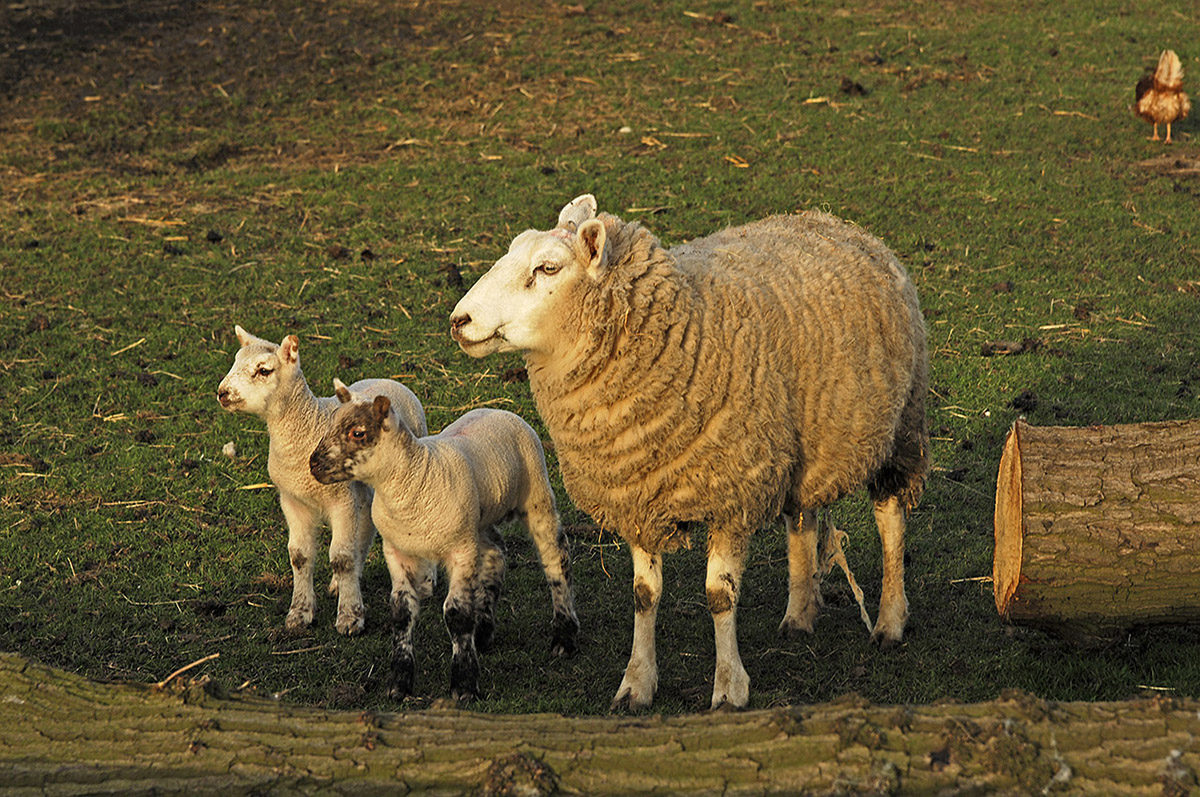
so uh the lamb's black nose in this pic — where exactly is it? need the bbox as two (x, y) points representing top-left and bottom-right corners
(450, 313), (470, 340)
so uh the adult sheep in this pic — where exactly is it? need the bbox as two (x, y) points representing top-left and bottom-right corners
(449, 194), (929, 710)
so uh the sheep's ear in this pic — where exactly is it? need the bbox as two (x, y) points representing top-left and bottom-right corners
(234, 325), (254, 347)
(556, 194), (597, 233)
(333, 378), (352, 404)
(577, 218), (609, 279)
(372, 395), (393, 429)
(279, 335), (300, 365)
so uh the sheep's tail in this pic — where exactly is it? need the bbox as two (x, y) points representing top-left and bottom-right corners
(818, 511), (874, 634)
(1155, 49), (1184, 90)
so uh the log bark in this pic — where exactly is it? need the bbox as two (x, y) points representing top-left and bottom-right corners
(993, 418), (1200, 642)
(3, 653), (1200, 795)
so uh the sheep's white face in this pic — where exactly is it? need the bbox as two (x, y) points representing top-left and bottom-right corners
(217, 326), (299, 417)
(451, 193), (606, 358)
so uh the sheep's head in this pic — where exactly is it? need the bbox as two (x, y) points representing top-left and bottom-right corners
(217, 325), (301, 416)
(309, 381), (393, 484)
(450, 193), (609, 358)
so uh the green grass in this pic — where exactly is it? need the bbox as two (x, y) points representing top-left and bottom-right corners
(1, 0), (1198, 715)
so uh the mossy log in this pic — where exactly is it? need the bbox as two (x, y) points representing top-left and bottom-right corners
(4, 653), (1200, 795)
(993, 418), (1200, 642)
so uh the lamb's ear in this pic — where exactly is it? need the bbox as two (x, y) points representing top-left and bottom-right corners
(279, 334), (300, 365)
(577, 218), (609, 278)
(556, 194), (598, 233)
(333, 378), (352, 404)
(234, 325), (254, 348)
(372, 395), (393, 429)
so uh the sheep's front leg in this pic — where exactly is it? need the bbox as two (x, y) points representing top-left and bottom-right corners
(524, 505), (579, 656)
(382, 541), (434, 699)
(444, 547), (482, 703)
(707, 534), (750, 709)
(871, 496), (908, 647)
(778, 509), (821, 638)
(326, 489), (372, 635)
(278, 492), (320, 633)
(611, 545), (661, 711)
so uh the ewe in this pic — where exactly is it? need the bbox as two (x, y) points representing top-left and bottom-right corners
(450, 195), (928, 709)
(217, 326), (427, 635)
(309, 387), (579, 702)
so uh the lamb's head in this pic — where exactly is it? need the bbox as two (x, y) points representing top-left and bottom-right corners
(217, 325), (302, 416)
(309, 379), (394, 485)
(450, 193), (610, 358)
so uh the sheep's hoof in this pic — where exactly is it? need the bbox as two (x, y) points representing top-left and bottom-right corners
(284, 607), (314, 634)
(710, 697), (745, 713)
(870, 627), (904, 650)
(451, 687), (479, 706)
(550, 614), (580, 657)
(610, 687), (653, 713)
(776, 616), (815, 640)
(335, 609), (365, 636)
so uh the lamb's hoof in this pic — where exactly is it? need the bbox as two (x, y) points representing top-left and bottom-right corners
(610, 687), (653, 713)
(335, 608), (365, 636)
(284, 607), (314, 634)
(451, 686), (480, 705)
(710, 697), (745, 713)
(870, 628), (904, 650)
(777, 617), (815, 640)
(327, 576), (339, 597)
(550, 615), (580, 657)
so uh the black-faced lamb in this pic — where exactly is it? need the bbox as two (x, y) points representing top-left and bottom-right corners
(308, 388), (579, 702)
(450, 194), (928, 710)
(217, 326), (428, 636)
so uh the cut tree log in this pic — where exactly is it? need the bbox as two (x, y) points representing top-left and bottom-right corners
(3, 652), (1200, 795)
(994, 418), (1200, 642)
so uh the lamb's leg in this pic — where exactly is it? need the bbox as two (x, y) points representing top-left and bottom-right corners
(278, 492), (319, 633)
(611, 544), (661, 711)
(871, 496), (908, 647)
(382, 541), (433, 700)
(326, 491), (370, 636)
(444, 546), (482, 703)
(707, 534), (750, 710)
(474, 527), (506, 654)
(778, 509), (821, 638)
(330, 484), (378, 599)
(522, 502), (579, 656)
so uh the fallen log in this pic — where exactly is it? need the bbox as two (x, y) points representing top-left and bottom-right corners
(993, 418), (1200, 642)
(3, 652), (1200, 795)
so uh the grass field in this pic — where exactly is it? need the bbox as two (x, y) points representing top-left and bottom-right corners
(2, 0), (1198, 715)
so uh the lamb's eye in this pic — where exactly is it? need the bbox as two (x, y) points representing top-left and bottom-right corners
(255, 367), (273, 378)
(536, 261), (561, 276)
(350, 428), (366, 441)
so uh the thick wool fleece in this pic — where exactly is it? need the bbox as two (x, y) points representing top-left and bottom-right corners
(526, 210), (928, 554)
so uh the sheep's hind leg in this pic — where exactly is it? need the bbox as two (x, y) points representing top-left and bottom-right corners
(778, 510), (822, 638)
(473, 528), (506, 654)
(327, 492), (370, 635)
(279, 492), (319, 633)
(523, 505), (579, 656)
(871, 496), (908, 647)
(611, 545), (661, 711)
(382, 542), (433, 699)
(444, 547), (482, 703)
(707, 534), (750, 710)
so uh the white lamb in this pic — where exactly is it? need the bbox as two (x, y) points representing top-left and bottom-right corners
(309, 386), (579, 702)
(450, 194), (929, 710)
(217, 325), (428, 636)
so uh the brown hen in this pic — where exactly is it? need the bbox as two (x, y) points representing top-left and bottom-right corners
(1135, 49), (1191, 143)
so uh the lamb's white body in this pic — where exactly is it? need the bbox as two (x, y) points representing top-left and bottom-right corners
(309, 393), (578, 701)
(451, 195), (929, 710)
(217, 326), (427, 635)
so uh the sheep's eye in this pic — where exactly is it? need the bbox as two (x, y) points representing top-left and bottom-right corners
(536, 261), (561, 276)
(349, 428), (366, 441)
(255, 367), (273, 378)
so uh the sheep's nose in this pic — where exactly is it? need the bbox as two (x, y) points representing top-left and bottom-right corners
(450, 313), (470, 340)
(217, 387), (230, 403)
